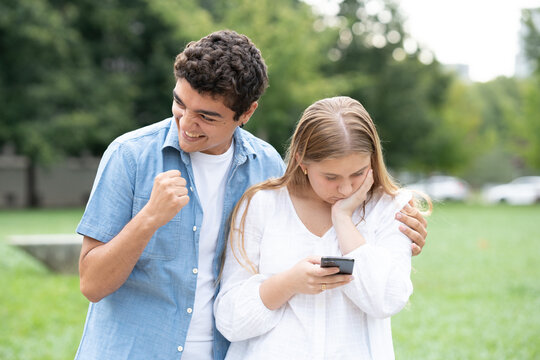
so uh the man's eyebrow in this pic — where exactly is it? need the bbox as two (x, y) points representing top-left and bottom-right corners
(172, 90), (224, 118)
(172, 91), (184, 104)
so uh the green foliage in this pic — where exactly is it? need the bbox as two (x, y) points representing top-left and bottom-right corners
(509, 77), (540, 170)
(514, 8), (540, 171)
(1, 0), (536, 182)
(324, 0), (455, 171)
(472, 77), (523, 137)
(422, 79), (483, 174)
(0, 0), (209, 163)
(217, 0), (339, 153)
(522, 8), (540, 76)
(463, 146), (518, 187)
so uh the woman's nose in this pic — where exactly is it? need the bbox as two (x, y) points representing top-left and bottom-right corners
(338, 181), (353, 196)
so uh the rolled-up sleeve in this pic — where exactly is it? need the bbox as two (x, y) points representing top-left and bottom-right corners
(76, 141), (136, 243)
(342, 192), (413, 318)
(215, 192), (285, 342)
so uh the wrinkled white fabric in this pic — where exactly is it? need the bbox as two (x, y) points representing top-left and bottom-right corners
(215, 187), (413, 360)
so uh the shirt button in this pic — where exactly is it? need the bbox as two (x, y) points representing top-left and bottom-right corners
(177, 346), (183, 352)
(192, 268), (198, 274)
(187, 308), (193, 314)
(192, 226), (197, 232)
(190, 187), (193, 192)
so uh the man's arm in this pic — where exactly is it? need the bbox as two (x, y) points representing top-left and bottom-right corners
(396, 199), (428, 256)
(79, 170), (189, 302)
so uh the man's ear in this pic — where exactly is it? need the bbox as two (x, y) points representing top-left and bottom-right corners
(239, 102), (259, 126)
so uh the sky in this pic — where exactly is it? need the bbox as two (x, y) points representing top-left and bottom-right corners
(400, 0), (540, 82)
(305, 0), (540, 82)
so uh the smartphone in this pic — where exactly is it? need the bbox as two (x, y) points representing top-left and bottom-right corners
(320, 256), (355, 275)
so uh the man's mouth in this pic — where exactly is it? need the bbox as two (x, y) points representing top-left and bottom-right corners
(184, 131), (204, 139)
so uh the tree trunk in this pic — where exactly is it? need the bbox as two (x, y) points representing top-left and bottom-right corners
(26, 159), (39, 207)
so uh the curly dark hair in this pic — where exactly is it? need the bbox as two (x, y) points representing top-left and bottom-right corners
(174, 30), (269, 121)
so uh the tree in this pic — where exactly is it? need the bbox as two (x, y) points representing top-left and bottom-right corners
(425, 79), (482, 175)
(216, 0), (339, 153)
(516, 8), (540, 170)
(510, 77), (540, 170)
(0, 0), (86, 205)
(0, 0), (211, 206)
(321, 0), (454, 172)
(522, 8), (540, 76)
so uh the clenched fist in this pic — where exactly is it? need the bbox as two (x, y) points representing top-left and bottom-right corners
(142, 170), (190, 228)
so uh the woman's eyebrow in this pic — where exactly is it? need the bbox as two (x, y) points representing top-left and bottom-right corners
(322, 165), (369, 176)
(353, 165), (369, 173)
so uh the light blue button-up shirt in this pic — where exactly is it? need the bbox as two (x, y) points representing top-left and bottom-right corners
(75, 117), (285, 360)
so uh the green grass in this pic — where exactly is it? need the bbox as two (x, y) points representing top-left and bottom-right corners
(393, 203), (540, 359)
(0, 209), (88, 360)
(1, 205), (539, 359)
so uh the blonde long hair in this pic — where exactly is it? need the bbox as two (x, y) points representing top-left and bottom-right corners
(227, 96), (430, 274)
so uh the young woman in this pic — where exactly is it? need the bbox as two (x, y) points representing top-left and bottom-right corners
(214, 96), (431, 359)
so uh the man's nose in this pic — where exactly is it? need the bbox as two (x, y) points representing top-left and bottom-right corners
(179, 109), (198, 124)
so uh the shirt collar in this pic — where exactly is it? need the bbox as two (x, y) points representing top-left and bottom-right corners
(162, 117), (181, 152)
(232, 127), (257, 165)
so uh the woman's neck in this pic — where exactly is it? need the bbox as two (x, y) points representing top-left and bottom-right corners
(288, 184), (331, 209)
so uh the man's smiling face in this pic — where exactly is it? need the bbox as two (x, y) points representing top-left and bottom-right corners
(172, 78), (256, 155)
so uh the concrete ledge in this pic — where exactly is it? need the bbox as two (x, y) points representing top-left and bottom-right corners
(8, 234), (82, 274)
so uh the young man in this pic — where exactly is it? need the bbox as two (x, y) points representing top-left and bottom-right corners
(75, 30), (428, 360)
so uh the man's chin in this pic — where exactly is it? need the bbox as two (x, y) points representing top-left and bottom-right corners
(179, 141), (203, 153)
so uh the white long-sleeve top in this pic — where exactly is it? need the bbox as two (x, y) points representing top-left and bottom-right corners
(214, 186), (413, 360)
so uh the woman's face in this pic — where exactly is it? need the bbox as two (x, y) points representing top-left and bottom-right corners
(302, 153), (372, 204)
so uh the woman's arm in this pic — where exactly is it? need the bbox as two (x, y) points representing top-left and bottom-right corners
(215, 190), (354, 341)
(214, 191), (284, 342)
(340, 192), (414, 318)
(259, 257), (349, 310)
(330, 171), (413, 318)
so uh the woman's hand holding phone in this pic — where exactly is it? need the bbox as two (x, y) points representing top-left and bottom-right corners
(284, 256), (354, 295)
(260, 257), (354, 310)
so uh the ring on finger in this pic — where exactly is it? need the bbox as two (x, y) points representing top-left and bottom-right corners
(321, 283), (326, 291)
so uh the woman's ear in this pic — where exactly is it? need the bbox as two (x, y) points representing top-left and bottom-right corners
(295, 153), (303, 170)
(295, 154), (308, 175)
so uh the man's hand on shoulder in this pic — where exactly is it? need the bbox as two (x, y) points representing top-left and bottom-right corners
(395, 199), (428, 256)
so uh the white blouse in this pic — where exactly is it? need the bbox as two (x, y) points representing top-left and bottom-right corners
(214, 187), (413, 360)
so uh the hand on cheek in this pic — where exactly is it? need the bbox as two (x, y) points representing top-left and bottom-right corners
(332, 170), (374, 219)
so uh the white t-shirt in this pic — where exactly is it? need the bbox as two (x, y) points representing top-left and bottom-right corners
(183, 142), (234, 359)
(215, 186), (413, 360)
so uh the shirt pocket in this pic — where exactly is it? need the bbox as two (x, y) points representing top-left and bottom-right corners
(133, 196), (181, 260)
